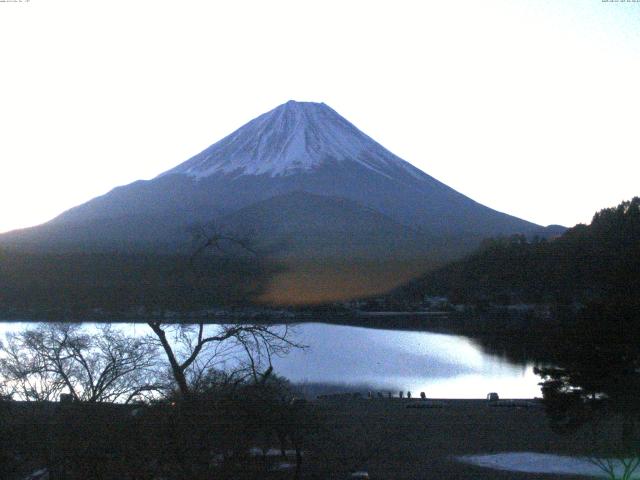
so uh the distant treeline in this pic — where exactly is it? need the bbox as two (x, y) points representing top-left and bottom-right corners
(0, 250), (279, 320)
(397, 197), (640, 306)
(3, 197), (638, 320)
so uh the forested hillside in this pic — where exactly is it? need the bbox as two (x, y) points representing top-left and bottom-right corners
(0, 250), (276, 319)
(399, 197), (640, 306)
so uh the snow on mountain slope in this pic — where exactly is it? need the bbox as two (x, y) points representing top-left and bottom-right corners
(161, 100), (424, 180)
(0, 100), (544, 257)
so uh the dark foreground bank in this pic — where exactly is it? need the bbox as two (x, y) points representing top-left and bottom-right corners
(2, 397), (611, 480)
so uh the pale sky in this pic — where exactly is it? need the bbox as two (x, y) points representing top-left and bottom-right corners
(1, 0), (639, 234)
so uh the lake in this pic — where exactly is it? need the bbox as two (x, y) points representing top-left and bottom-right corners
(0, 321), (542, 399)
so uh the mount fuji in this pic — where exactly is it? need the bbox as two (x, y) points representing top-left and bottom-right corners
(0, 101), (557, 301)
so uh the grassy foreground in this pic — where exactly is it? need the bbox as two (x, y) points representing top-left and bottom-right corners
(301, 398), (599, 479)
(2, 397), (610, 479)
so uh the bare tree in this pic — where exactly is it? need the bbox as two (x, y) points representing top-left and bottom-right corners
(148, 227), (303, 397)
(588, 456), (640, 480)
(0, 330), (67, 401)
(188, 225), (257, 262)
(147, 321), (300, 397)
(0, 323), (165, 403)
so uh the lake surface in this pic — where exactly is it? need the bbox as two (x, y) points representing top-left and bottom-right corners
(0, 321), (541, 399)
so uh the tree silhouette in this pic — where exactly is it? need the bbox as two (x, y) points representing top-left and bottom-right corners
(535, 301), (640, 465)
(0, 323), (164, 402)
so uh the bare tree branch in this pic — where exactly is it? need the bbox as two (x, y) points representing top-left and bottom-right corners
(0, 323), (165, 403)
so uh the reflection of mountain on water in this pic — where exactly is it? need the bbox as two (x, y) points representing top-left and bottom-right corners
(312, 310), (560, 368)
(0, 320), (543, 398)
(275, 323), (478, 380)
(268, 323), (540, 398)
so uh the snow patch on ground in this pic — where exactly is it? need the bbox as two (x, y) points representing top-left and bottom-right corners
(458, 452), (640, 478)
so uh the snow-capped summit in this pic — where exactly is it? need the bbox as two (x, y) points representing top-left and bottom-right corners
(0, 100), (548, 265)
(162, 100), (421, 180)
(0, 100), (559, 303)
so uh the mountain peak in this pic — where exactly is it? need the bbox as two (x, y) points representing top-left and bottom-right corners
(160, 101), (421, 179)
(282, 99), (326, 108)
(275, 100), (333, 115)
